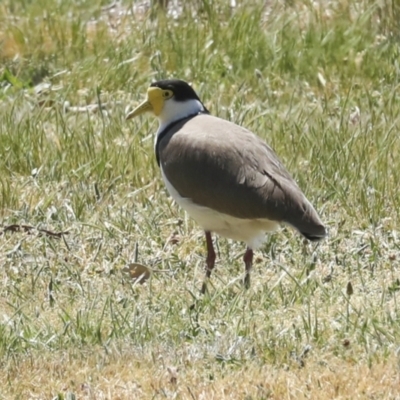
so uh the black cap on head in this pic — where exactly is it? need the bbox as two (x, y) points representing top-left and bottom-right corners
(150, 79), (202, 103)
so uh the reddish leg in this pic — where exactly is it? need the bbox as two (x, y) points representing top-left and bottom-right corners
(201, 231), (216, 294)
(243, 247), (253, 289)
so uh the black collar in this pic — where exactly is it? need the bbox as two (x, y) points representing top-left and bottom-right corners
(155, 110), (209, 167)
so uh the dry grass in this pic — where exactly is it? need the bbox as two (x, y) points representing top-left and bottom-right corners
(1, 0), (400, 398)
(2, 350), (400, 399)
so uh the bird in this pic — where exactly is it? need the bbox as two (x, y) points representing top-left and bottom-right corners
(126, 79), (326, 293)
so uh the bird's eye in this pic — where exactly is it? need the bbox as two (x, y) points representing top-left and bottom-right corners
(163, 90), (173, 98)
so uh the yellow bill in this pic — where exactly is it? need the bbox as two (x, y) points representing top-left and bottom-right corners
(126, 87), (166, 120)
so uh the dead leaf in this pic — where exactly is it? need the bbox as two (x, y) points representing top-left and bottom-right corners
(122, 262), (151, 283)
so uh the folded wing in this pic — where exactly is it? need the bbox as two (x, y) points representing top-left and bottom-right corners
(158, 114), (326, 240)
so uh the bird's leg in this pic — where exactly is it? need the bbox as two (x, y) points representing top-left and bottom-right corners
(243, 247), (253, 289)
(201, 231), (216, 294)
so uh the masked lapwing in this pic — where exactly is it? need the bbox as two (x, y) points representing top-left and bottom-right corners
(127, 79), (326, 293)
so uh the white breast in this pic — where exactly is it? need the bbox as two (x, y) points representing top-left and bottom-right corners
(161, 167), (279, 249)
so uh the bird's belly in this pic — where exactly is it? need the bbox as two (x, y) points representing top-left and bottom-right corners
(161, 169), (279, 249)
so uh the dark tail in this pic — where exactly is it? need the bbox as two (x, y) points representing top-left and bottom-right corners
(301, 224), (327, 241)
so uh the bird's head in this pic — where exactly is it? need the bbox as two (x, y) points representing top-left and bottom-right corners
(126, 79), (208, 126)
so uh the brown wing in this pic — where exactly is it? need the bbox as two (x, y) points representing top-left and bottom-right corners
(158, 114), (326, 240)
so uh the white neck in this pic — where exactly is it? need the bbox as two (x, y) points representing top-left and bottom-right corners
(156, 98), (205, 136)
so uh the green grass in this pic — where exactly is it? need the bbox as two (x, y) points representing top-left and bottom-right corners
(1, 0), (400, 398)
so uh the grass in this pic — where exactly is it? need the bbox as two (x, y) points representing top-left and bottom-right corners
(1, 0), (400, 398)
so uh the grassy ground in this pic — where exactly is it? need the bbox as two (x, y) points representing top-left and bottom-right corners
(1, 0), (400, 398)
